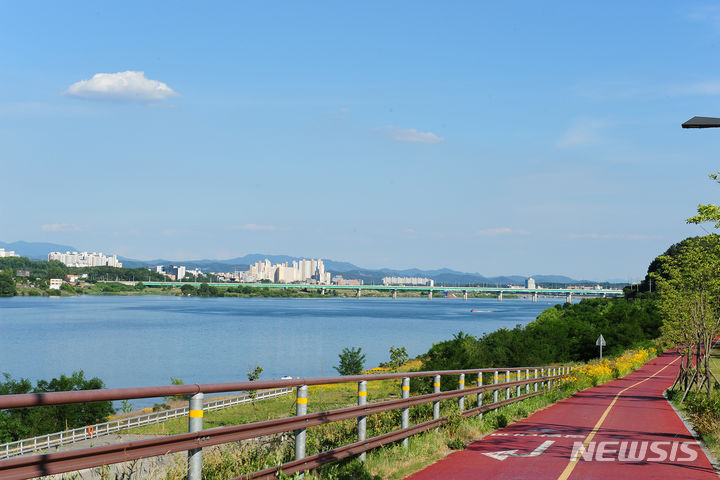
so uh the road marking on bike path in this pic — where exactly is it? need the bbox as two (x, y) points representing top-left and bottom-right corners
(556, 355), (680, 480)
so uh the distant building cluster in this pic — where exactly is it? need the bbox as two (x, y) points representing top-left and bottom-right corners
(234, 258), (331, 284)
(525, 277), (536, 289)
(0, 248), (18, 258)
(48, 251), (122, 268)
(382, 277), (434, 287)
(332, 275), (363, 286)
(152, 265), (203, 281)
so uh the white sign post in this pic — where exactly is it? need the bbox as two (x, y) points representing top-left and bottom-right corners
(596, 334), (606, 360)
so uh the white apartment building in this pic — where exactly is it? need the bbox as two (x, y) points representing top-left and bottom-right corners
(0, 248), (18, 258)
(48, 251), (123, 268)
(245, 258), (331, 284)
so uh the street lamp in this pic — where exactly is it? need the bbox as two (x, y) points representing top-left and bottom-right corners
(682, 116), (720, 128)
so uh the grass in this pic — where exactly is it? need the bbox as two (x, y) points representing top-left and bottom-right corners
(102, 348), (657, 479)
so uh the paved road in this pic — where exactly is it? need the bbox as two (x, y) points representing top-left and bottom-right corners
(407, 352), (718, 479)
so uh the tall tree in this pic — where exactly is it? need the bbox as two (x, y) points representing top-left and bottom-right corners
(653, 235), (720, 398)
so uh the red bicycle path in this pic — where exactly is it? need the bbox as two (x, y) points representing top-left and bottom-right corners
(406, 352), (718, 479)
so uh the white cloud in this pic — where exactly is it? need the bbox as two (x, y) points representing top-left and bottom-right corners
(42, 223), (80, 232)
(475, 227), (527, 237)
(569, 233), (662, 240)
(557, 119), (606, 149)
(379, 126), (444, 144)
(65, 71), (179, 102)
(237, 223), (277, 232)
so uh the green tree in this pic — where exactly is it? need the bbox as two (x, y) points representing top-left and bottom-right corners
(652, 235), (720, 398)
(246, 365), (263, 399)
(0, 271), (17, 297)
(386, 345), (409, 370)
(0, 371), (114, 442)
(180, 284), (197, 295)
(334, 347), (366, 375)
(687, 171), (720, 227)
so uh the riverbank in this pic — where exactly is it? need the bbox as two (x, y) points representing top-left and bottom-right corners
(15, 282), (520, 299)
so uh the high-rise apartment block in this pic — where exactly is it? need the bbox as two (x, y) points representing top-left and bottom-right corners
(48, 251), (123, 268)
(243, 258), (331, 284)
(0, 248), (18, 258)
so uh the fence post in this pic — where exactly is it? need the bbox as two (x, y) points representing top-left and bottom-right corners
(534, 369), (538, 392)
(401, 377), (410, 449)
(295, 385), (308, 475)
(505, 370), (511, 400)
(477, 372), (483, 419)
(358, 381), (367, 462)
(516, 370), (522, 397)
(458, 373), (465, 411)
(433, 374), (441, 431)
(493, 371), (499, 403)
(187, 392), (203, 480)
(525, 369), (530, 394)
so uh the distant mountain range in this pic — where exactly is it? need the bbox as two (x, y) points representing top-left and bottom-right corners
(1, 240), (626, 286)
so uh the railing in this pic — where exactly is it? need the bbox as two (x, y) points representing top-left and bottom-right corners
(0, 388), (291, 460)
(0, 366), (573, 480)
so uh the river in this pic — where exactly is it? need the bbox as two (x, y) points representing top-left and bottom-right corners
(0, 295), (562, 405)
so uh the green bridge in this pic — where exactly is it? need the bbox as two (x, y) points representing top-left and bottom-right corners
(140, 282), (624, 301)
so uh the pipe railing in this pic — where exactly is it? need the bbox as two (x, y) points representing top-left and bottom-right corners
(0, 366), (574, 480)
(0, 388), (292, 460)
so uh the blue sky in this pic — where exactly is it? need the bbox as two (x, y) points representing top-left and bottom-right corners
(2, 2), (720, 281)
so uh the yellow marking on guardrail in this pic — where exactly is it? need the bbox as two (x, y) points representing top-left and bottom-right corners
(189, 410), (203, 418)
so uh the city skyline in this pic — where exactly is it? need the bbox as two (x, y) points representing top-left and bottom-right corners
(2, 3), (720, 280)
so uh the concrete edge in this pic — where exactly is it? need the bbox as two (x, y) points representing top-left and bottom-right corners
(663, 388), (720, 477)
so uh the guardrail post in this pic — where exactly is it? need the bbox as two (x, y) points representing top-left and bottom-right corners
(295, 385), (308, 474)
(493, 371), (499, 403)
(458, 373), (465, 411)
(516, 369), (522, 397)
(534, 369), (538, 392)
(505, 370), (511, 400)
(552, 368), (556, 388)
(358, 381), (367, 462)
(401, 377), (410, 449)
(433, 374), (441, 431)
(188, 392), (203, 480)
(477, 372), (483, 418)
(525, 369), (530, 394)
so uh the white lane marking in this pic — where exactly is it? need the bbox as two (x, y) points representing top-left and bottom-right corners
(483, 440), (555, 461)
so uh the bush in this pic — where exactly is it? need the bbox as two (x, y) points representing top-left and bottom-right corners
(334, 347), (366, 375)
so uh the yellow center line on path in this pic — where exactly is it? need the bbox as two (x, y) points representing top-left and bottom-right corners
(556, 355), (680, 480)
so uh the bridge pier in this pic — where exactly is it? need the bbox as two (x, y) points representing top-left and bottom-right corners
(463, 290), (468, 301)
(428, 290), (433, 300)
(498, 291), (503, 302)
(392, 289), (397, 300)
(320, 288), (325, 296)
(532, 292), (538, 302)
(566, 293), (572, 304)
(356, 289), (361, 298)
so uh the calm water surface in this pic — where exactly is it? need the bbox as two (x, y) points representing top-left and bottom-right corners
(0, 296), (562, 404)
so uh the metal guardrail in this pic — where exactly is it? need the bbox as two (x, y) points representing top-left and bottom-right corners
(0, 387), (291, 460)
(0, 367), (574, 480)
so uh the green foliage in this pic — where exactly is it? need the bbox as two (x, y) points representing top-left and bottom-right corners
(247, 366), (263, 382)
(247, 365), (263, 399)
(384, 345), (409, 371)
(687, 171), (720, 228)
(180, 284), (198, 295)
(0, 371), (114, 442)
(166, 377), (190, 402)
(415, 298), (660, 388)
(0, 270), (17, 297)
(334, 347), (366, 375)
